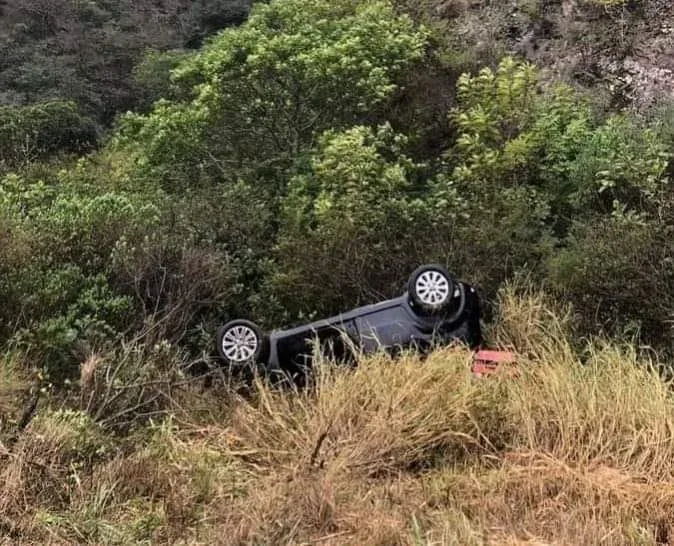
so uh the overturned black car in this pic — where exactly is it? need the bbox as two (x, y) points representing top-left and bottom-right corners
(215, 264), (482, 379)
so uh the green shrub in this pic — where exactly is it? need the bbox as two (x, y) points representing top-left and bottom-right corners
(11, 268), (134, 379)
(0, 172), (160, 376)
(547, 213), (674, 349)
(0, 102), (97, 171)
(131, 49), (193, 112)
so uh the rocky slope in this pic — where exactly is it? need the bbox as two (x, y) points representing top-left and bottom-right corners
(437, 0), (674, 110)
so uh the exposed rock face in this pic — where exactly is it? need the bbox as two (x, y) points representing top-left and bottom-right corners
(439, 0), (674, 110)
(618, 15), (674, 108)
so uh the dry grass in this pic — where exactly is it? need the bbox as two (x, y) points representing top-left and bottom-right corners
(3, 286), (674, 545)
(0, 352), (31, 421)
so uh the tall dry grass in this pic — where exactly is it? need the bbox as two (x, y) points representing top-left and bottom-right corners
(2, 285), (674, 545)
(0, 352), (31, 422)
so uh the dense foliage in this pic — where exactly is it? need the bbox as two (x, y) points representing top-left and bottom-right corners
(1, 0), (673, 387)
(114, 0), (428, 191)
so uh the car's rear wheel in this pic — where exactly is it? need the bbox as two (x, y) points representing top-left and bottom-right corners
(408, 264), (455, 314)
(216, 319), (269, 368)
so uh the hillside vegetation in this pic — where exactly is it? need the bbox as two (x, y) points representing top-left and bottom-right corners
(1, 0), (674, 543)
(0, 0), (253, 126)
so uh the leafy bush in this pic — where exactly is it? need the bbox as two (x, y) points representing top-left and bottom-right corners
(0, 172), (160, 376)
(446, 57), (669, 219)
(0, 159), (277, 373)
(11, 268), (134, 379)
(131, 49), (193, 112)
(547, 213), (674, 347)
(0, 102), (97, 172)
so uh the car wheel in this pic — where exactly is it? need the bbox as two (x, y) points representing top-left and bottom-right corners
(216, 319), (269, 368)
(408, 264), (455, 314)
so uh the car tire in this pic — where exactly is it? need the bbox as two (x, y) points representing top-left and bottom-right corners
(216, 319), (269, 368)
(407, 264), (455, 314)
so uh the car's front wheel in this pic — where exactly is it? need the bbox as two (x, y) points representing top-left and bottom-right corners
(407, 264), (455, 314)
(216, 319), (269, 368)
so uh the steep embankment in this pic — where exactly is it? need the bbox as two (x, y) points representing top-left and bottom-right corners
(2, 289), (674, 545)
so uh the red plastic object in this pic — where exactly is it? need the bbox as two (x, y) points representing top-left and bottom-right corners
(471, 349), (518, 377)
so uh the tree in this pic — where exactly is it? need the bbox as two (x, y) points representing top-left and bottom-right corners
(115, 0), (429, 191)
(268, 124), (434, 319)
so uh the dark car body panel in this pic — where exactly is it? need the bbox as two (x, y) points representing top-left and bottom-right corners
(265, 282), (481, 375)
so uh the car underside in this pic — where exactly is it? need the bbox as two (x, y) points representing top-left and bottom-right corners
(215, 264), (491, 382)
(267, 282), (481, 376)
